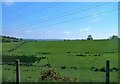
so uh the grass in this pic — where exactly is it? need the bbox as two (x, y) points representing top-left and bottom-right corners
(2, 39), (119, 82)
(2, 42), (22, 52)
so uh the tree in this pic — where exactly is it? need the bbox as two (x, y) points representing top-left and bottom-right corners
(108, 35), (119, 40)
(2, 35), (24, 42)
(87, 35), (93, 40)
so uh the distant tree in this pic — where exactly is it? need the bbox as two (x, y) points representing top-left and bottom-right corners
(20, 38), (23, 41)
(64, 39), (66, 41)
(67, 39), (70, 41)
(87, 35), (93, 40)
(108, 35), (119, 40)
(2, 35), (24, 42)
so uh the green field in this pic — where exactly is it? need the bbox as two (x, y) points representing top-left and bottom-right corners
(2, 39), (119, 82)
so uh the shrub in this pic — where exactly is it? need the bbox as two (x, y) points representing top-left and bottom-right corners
(2, 54), (42, 65)
(112, 67), (118, 71)
(100, 67), (106, 72)
(94, 68), (99, 71)
(70, 67), (77, 70)
(76, 54), (84, 57)
(40, 68), (77, 82)
(61, 66), (66, 69)
(67, 52), (71, 53)
(40, 68), (61, 81)
(90, 67), (94, 71)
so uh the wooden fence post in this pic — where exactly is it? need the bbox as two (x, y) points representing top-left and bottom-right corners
(16, 59), (20, 84)
(106, 59), (110, 84)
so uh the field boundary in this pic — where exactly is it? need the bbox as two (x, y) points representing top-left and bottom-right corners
(8, 41), (28, 52)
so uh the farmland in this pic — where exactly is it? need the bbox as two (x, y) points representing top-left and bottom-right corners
(2, 39), (119, 82)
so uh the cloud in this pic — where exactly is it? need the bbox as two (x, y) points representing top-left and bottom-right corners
(92, 13), (98, 18)
(46, 30), (53, 33)
(84, 28), (90, 31)
(90, 12), (101, 23)
(3, 0), (15, 6)
(91, 18), (100, 22)
(63, 31), (70, 35)
(24, 30), (33, 33)
(80, 28), (90, 32)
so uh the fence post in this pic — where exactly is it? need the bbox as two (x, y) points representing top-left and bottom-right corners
(16, 59), (20, 84)
(106, 59), (110, 84)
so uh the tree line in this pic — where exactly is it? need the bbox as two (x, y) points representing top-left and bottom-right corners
(1, 35), (24, 42)
(0, 35), (119, 42)
(87, 35), (119, 40)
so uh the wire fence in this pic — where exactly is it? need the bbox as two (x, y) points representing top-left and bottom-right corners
(1, 59), (113, 83)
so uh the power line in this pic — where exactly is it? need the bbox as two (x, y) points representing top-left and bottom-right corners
(28, 8), (119, 29)
(7, 2), (111, 28)
(3, 2), (34, 16)
(40, 8), (118, 28)
(29, 2), (111, 25)
(4, 2), (93, 22)
(4, 2), (62, 23)
(31, 2), (111, 21)
(4, 2), (56, 21)
(5, 8), (118, 32)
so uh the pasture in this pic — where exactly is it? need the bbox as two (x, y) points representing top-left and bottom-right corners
(2, 39), (119, 82)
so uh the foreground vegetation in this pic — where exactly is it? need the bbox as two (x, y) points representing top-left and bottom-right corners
(2, 39), (119, 82)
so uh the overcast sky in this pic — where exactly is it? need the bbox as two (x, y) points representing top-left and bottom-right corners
(2, 2), (118, 39)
